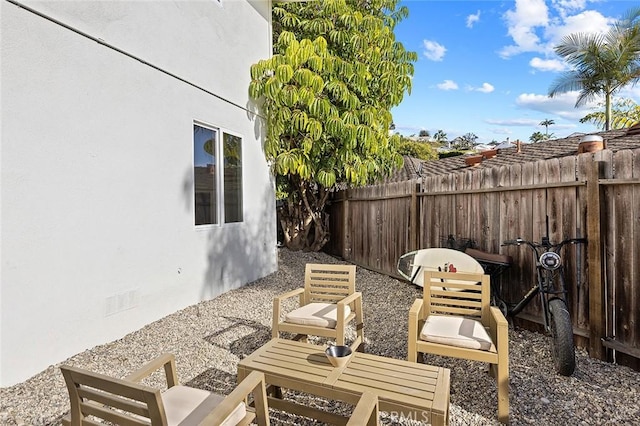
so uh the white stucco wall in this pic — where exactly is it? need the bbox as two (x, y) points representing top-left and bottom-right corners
(0, 0), (277, 386)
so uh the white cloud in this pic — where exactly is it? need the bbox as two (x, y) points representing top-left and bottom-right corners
(423, 40), (446, 61)
(465, 83), (495, 93)
(529, 57), (566, 72)
(491, 128), (514, 135)
(499, 2), (619, 75)
(544, 10), (613, 45)
(437, 80), (458, 90)
(551, 0), (588, 18)
(499, 0), (550, 57)
(476, 83), (495, 93)
(467, 11), (481, 28)
(486, 118), (540, 126)
(619, 85), (640, 101)
(516, 91), (600, 120)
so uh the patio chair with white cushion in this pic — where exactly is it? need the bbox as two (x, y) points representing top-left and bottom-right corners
(60, 353), (269, 425)
(272, 263), (364, 351)
(408, 270), (509, 423)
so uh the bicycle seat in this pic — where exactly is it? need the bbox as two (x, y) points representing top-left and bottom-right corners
(465, 248), (513, 266)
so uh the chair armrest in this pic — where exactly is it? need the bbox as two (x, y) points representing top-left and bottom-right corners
(200, 371), (269, 425)
(408, 298), (424, 322)
(488, 306), (508, 328)
(336, 292), (363, 328)
(274, 287), (305, 303)
(123, 353), (178, 388)
(407, 298), (425, 362)
(273, 288), (305, 323)
(337, 291), (362, 307)
(347, 391), (379, 426)
(488, 306), (509, 351)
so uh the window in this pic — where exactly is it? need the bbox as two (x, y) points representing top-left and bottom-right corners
(194, 123), (243, 225)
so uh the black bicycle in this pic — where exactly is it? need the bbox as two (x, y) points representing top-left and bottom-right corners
(443, 229), (586, 376)
(500, 232), (586, 376)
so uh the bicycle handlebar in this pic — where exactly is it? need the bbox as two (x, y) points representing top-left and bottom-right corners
(502, 239), (523, 246)
(501, 237), (587, 249)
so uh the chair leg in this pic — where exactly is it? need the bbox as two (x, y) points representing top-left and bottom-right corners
(355, 298), (365, 351)
(272, 298), (280, 339)
(355, 322), (365, 352)
(336, 321), (346, 346)
(496, 361), (509, 424)
(408, 347), (417, 363)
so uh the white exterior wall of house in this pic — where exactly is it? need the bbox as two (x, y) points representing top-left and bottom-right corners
(0, 0), (277, 386)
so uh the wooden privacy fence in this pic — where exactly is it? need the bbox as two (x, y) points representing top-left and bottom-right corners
(326, 148), (640, 369)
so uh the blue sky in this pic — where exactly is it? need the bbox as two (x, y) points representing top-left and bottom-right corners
(390, 0), (640, 144)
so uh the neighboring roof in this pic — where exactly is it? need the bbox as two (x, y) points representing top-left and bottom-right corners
(495, 141), (515, 149)
(389, 128), (640, 180)
(385, 156), (424, 182)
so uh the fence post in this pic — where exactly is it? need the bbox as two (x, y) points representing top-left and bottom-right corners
(410, 182), (418, 250)
(587, 160), (606, 360)
(342, 192), (351, 260)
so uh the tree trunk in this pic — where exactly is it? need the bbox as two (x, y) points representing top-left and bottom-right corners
(605, 91), (612, 131)
(277, 182), (330, 252)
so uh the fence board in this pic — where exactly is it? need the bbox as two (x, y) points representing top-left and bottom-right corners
(503, 163), (525, 306)
(612, 150), (636, 354)
(631, 150), (640, 365)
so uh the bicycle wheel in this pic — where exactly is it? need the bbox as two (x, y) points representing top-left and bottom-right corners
(490, 290), (509, 318)
(548, 298), (576, 376)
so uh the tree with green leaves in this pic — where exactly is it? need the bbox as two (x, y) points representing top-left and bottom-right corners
(530, 131), (547, 143)
(539, 119), (555, 137)
(249, 0), (417, 251)
(397, 137), (438, 160)
(452, 133), (478, 150)
(580, 97), (640, 129)
(432, 129), (449, 149)
(549, 7), (640, 130)
(433, 129), (447, 143)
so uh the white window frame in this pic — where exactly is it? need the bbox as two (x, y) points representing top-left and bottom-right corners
(193, 120), (243, 227)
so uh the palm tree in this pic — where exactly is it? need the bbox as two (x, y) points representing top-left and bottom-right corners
(433, 129), (447, 142)
(580, 98), (640, 129)
(433, 129), (448, 147)
(530, 131), (546, 143)
(548, 8), (640, 130)
(452, 133), (478, 150)
(539, 119), (555, 137)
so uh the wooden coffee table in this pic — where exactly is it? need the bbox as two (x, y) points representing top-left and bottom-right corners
(237, 339), (450, 425)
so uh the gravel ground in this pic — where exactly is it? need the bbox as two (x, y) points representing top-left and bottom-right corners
(1, 248), (638, 425)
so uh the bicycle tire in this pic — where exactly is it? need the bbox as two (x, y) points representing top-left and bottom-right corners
(548, 298), (576, 376)
(490, 290), (509, 318)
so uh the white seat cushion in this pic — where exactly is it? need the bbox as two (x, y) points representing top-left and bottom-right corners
(285, 302), (351, 328)
(161, 385), (246, 426)
(420, 315), (496, 352)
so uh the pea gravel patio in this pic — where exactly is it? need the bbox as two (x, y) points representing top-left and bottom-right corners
(1, 248), (638, 425)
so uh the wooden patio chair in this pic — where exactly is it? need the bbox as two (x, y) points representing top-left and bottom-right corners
(408, 270), (509, 423)
(60, 353), (269, 425)
(272, 263), (364, 351)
